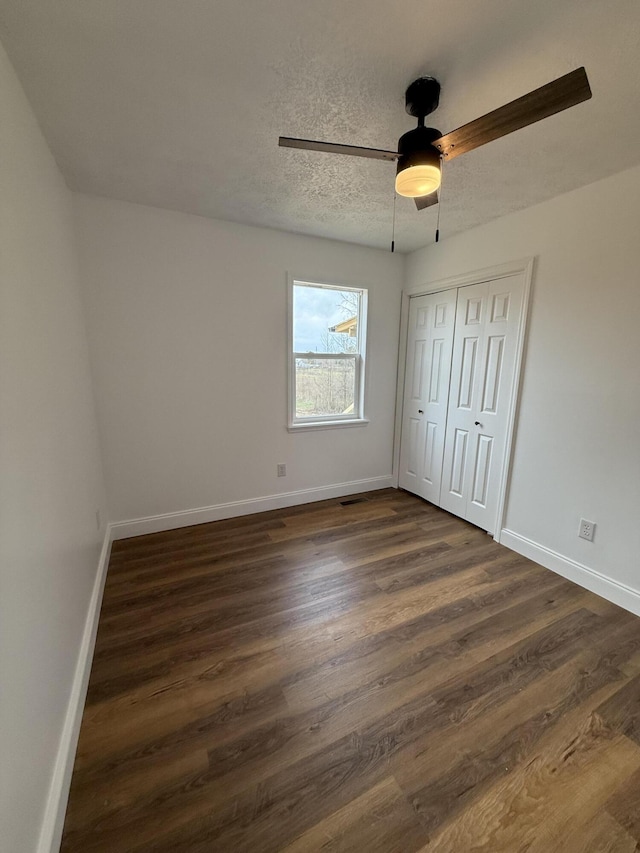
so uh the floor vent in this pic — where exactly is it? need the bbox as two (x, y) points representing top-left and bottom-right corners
(339, 497), (368, 506)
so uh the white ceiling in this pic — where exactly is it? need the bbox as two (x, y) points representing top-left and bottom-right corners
(1, 0), (639, 252)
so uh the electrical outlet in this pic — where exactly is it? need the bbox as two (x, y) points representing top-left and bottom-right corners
(578, 518), (596, 542)
(96, 509), (101, 531)
(277, 463), (286, 477)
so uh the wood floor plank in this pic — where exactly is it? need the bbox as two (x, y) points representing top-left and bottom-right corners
(395, 648), (624, 836)
(605, 765), (640, 842)
(280, 776), (427, 853)
(69, 576), (583, 825)
(77, 559), (566, 769)
(394, 610), (640, 813)
(562, 810), (638, 853)
(66, 609), (611, 851)
(282, 574), (580, 713)
(420, 691), (640, 852)
(594, 671), (640, 745)
(87, 550), (503, 705)
(61, 490), (640, 853)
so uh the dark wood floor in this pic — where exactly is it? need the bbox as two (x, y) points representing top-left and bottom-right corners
(62, 489), (640, 852)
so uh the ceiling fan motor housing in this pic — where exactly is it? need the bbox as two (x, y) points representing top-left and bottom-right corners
(396, 126), (442, 175)
(405, 76), (441, 118)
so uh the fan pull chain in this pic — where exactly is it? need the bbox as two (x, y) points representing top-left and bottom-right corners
(435, 154), (444, 243)
(391, 191), (397, 253)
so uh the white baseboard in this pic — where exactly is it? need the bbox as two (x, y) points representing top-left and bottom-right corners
(37, 529), (113, 853)
(110, 476), (395, 540)
(500, 528), (640, 618)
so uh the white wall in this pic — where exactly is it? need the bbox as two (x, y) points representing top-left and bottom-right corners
(407, 165), (640, 596)
(0, 42), (107, 853)
(74, 195), (404, 526)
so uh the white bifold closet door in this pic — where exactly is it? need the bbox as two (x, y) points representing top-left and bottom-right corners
(399, 273), (525, 534)
(398, 289), (457, 503)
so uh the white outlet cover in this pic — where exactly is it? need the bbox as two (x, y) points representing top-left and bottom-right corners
(578, 518), (596, 542)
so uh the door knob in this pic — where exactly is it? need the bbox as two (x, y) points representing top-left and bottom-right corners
(418, 409), (424, 414)
(475, 421), (482, 427)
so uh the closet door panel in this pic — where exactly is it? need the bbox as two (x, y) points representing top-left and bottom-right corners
(464, 276), (524, 530)
(440, 282), (489, 519)
(441, 275), (525, 531)
(399, 290), (457, 503)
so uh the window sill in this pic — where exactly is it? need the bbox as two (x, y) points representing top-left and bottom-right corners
(287, 418), (370, 433)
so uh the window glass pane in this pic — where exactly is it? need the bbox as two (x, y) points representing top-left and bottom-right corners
(293, 284), (360, 354)
(295, 358), (356, 418)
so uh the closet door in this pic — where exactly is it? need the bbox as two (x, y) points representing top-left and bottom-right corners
(440, 274), (525, 532)
(398, 290), (457, 503)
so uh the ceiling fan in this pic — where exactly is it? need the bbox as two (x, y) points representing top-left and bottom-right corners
(279, 67), (592, 214)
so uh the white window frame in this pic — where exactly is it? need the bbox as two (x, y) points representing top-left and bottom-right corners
(288, 277), (369, 431)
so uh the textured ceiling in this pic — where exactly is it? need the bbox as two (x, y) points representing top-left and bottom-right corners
(1, 0), (639, 252)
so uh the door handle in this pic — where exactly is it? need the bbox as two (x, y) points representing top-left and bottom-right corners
(418, 409), (424, 414)
(475, 421), (483, 427)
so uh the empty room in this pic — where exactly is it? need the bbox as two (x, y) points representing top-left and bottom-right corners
(2, 0), (640, 851)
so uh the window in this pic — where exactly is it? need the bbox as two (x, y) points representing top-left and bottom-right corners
(288, 279), (368, 429)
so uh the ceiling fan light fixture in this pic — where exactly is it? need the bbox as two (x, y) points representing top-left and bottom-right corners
(395, 126), (442, 198)
(395, 163), (441, 197)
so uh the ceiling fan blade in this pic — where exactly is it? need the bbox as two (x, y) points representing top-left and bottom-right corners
(415, 192), (438, 210)
(279, 137), (397, 162)
(433, 67), (592, 161)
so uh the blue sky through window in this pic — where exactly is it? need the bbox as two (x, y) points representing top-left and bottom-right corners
(293, 284), (357, 353)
